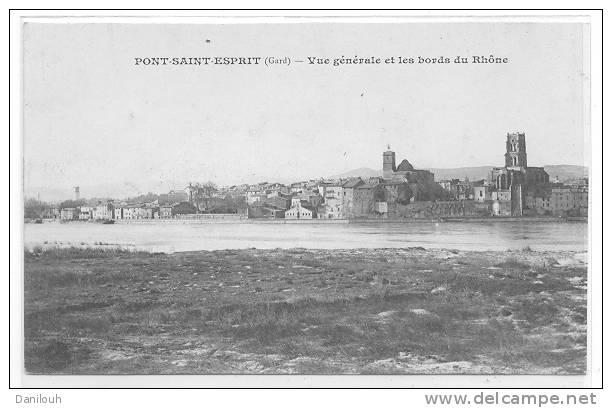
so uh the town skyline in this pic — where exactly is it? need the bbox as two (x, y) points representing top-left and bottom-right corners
(26, 163), (589, 205)
(25, 159), (588, 203)
(30, 133), (589, 221)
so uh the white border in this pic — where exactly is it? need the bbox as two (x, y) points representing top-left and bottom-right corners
(7, 7), (604, 393)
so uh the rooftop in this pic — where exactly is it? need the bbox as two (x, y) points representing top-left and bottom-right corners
(395, 159), (415, 172)
(342, 177), (364, 188)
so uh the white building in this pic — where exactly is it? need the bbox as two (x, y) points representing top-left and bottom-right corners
(246, 188), (266, 205)
(120, 205), (139, 220)
(135, 206), (158, 219)
(92, 203), (114, 220)
(79, 206), (94, 220)
(113, 206), (124, 220)
(285, 199), (317, 219)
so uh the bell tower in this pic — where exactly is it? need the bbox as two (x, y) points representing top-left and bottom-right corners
(504, 132), (527, 169)
(383, 145), (396, 178)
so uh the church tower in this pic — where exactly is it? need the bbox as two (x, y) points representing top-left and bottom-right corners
(504, 132), (527, 169)
(383, 145), (396, 178)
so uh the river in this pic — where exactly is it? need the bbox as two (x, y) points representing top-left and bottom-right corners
(23, 221), (588, 253)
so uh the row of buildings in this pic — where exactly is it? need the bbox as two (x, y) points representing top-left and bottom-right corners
(56, 194), (199, 221)
(246, 147), (449, 219)
(245, 132), (588, 219)
(434, 176), (588, 217)
(432, 133), (588, 217)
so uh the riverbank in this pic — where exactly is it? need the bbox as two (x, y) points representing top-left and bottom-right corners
(24, 247), (587, 374)
(32, 215), (586, 225)
(351, 216), (587, 223)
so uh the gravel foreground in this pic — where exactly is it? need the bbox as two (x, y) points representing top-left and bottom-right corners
(24, 247), (587, 374)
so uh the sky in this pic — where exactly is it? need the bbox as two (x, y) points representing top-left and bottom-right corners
(22, 21), (589, 200)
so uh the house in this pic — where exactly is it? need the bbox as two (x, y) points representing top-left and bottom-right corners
(523, 184), (554, 216)
(457, 179), (474, 200)
(285, 199), (317, 219)
(318, 182), (345, 219)
(306, 179), (321, 190)
(341, 177), (365, 216)
(551, 186), (588, 216)
(60, 207), (79, 220)
(159, 205), (174, 218)
(473, 180), (491, 203)
(248, 202), (286, 219)
(262, 196), (291, 210)
(298, 190), (323, 208)
(246, 188), (266, 205)
(135, 205), (158, 219)
(78, 206), (94, 220)
(318, 183), (343, 200)
(119, 204), (140, 220)
(352, 183), (378, 216)
(438, 178), (474, 200)
(524, 194), (552, 215)
(92, 202), (114, 220)
(113, 205), (124, 219)
(264, 183), (288, 198)
(42, 207), (60, 220)
(379, 179), (413, 205)
(290, 182), (307, 194)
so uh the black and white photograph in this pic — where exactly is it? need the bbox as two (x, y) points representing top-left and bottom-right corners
(10, 10), (603, 392)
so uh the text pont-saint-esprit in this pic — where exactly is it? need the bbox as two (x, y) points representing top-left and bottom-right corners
(134, 57), (263, 66)
(133, 55), (509, 67)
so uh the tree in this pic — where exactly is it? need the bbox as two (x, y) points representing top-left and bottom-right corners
(171, 202), (197, 215)
(187, 182), (218, 212)
(227, 193), (248, 211)
(24, 198), (48, 219)
(58, 199), (87, 209)
(126, 192), (159, 204)
(396, 184), (414, 205)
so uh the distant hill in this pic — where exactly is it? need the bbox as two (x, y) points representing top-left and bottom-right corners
(330, 165), (588, 183)
(26, 180), (187, 204)
(425, 166), (496, 182)
(329, 167), (383, 179)
(329, 166), (493, 181)
(542, 165), (589, 182)
(428, 165), (588, 182)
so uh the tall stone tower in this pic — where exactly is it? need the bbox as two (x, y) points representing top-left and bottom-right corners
(504, 132), (527, 169)
(74, 186), (80, 201)
(383, 145), (396, 178)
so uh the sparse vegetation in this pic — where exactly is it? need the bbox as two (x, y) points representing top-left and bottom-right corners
(24, 247), (587, 374)
(25, 245), (142, 260)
